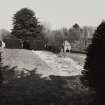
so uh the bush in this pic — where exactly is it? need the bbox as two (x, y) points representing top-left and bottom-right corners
(4, 38), (22, 49)
(45, 45), (61, 53)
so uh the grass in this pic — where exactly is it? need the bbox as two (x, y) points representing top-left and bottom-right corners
(65, 52), (86, 66)
(2, 48), (54, 77)
(2, 49), (84, 76)
(0, 72), (95, 105)
(0, 49), (95, 105)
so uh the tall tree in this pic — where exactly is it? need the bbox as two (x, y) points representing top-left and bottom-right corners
(73, 23), (80, 29)
(11, 8), (43, 49)
(68, 24), (82, 43)
(81, 22), (105, 105)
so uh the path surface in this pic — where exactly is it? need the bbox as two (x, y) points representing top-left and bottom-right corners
(32, 50), (83, 76)
(2, 49), (83, 77)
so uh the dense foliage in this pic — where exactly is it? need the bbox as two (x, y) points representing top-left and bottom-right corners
(11, 8), (45, 49)
(81, 21), (105, 105)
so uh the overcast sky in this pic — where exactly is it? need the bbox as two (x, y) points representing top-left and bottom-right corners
(0, 0), (105, 30)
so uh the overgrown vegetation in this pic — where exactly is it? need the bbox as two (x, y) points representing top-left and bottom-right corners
(81, 21), (105, 105)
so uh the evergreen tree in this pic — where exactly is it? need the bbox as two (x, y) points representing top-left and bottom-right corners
(73, 23), (80, 29)
(11, 8), (44, 49)
(81, 21), (105, 105)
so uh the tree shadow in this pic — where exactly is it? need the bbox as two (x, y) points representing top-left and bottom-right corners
(0, 66), (95, 105)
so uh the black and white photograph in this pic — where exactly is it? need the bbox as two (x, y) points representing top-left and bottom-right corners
(0, 0), (104, 105)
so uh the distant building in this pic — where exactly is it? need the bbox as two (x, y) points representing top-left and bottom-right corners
(62, 40), (71, 53)
(0, 40), (5, 48)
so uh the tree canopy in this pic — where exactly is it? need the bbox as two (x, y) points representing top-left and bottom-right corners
(12, 8), (43, 40)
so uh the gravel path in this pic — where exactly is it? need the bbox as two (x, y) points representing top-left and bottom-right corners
(32, 50), (83, 76)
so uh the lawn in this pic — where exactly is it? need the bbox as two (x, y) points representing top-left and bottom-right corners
(2, 48), (56, 77)
(2, 49), (83, 76)
(0, 49), (95, 105)
(65, 52), (86, 66)
(0, 74), (95, 105)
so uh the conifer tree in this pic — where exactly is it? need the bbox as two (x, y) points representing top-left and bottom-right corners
(12, 8), (43, 39)
(11, 8), (44, 49)
(81, 21), (105, 105)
